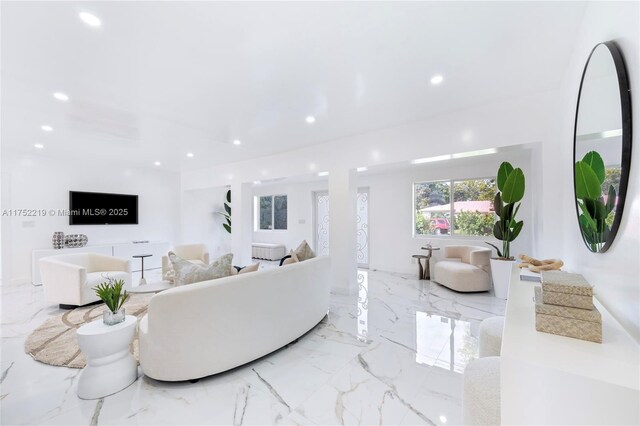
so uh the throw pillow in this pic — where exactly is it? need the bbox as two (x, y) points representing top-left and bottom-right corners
(169, 251), (233, 286)
(282, 250), (300, 266)
(239, 263), (259, 274)
(294, 240), (316, 262)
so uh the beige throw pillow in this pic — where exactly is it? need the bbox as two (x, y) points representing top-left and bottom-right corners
(282, 250), (300, 266)
(169, 252), (233, 286)
(294, 240), (316, 262)
(239, 263), (260, 274)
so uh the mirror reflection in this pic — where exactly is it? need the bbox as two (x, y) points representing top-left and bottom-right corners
(574, 42), (631, 253)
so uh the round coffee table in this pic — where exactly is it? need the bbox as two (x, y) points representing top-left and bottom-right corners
(126, 280), (174, 294)
(76, 315), (138, 399)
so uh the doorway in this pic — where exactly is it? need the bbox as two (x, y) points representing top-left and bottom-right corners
(312, 188), (369, 268)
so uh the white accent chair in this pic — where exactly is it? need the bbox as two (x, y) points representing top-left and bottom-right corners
(432, 246), (492, 292)
(40, 253), (132, 308)
(162, 244), (210, 279)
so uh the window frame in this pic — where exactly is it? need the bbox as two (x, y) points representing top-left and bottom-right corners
(254, 194), (288, 231)
(413, 176), (497, 240)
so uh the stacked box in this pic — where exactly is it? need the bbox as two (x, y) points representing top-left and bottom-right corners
(535, 271), (602, 343)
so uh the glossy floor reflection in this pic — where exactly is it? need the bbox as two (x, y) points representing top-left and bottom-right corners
(1, 269), (505, 425)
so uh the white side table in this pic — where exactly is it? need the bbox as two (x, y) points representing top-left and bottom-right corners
(76, 315), (138, 399)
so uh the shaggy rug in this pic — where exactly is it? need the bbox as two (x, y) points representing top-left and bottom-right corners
(24, 293), (153, 369)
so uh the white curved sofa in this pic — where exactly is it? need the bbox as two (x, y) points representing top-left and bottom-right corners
(433, 246), (491, 292)
(139, 256), (331, 381)
(39, 253), (131, 307)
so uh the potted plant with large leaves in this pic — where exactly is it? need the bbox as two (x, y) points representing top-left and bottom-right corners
(575, 151), (615, 252)
(485, 162), (525, 299)
(214, 189), (231, 234)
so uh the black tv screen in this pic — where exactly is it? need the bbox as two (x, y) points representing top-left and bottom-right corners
(69, 191), (138, 225)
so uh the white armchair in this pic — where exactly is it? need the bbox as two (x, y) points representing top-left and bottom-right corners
(432, 245), (491, 292)
(162, 244), (210, 279)
(39, 253), (132, 308)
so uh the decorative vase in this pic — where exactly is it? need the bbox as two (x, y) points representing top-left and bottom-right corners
(64, 234), (88, 248)
(52, 232), (65, 249)
(103, 308), (125, 326)
(489, 258), (517, 299)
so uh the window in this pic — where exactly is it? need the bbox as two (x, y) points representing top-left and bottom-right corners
(414, 181), (451, 235)
(452, 178), (496, 236)
(257, 195), (287, 230)
(414, 178), (496, 237)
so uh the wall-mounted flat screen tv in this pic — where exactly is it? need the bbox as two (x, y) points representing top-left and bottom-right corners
(69, 191), (138, 225)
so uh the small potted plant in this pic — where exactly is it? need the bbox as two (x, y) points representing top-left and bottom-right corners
(485, 161), (525, 299)
(93, 276), (129, 325)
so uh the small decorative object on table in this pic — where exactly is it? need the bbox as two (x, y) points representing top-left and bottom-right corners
(534, 271), (602, 343)
(64, 234), (88, 248)
(52, 231), (65, 249)
(93, 277), (129, 325)
(517, 254), (564, 272)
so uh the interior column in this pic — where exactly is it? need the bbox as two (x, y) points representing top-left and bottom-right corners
(230, 181), (253, 266)
(328, 168), (358, 295)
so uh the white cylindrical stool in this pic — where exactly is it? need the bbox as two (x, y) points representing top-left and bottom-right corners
(463, 356), (500, 426)
(76, 315), (138, 399)
(479, 316), (504, 357)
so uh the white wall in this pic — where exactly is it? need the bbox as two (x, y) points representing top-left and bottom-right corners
(246, 148), (533, 274)
(551, 1), (640, 341)
(1, 152), (181, 283)
(180, 185), (232, 260)
(359, 149), (534, 274)
(252, 180), (328, 253)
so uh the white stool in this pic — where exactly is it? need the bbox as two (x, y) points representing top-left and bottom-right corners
(479, 316), (504, 357)
(463, 356), (500, 426)
(76, 315), (138, 399)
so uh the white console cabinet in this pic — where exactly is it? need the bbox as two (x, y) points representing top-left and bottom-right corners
(501, 265), (640, 425)
(32, 241), (170, 286)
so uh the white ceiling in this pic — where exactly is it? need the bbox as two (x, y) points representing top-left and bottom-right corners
(1, 1), (586, 172)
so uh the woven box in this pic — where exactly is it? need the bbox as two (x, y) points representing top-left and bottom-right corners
(541, 270), (594, 309)
(541, 271), (593, 296)
(534, 287), (602, 343)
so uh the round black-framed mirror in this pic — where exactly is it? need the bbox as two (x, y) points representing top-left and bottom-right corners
(573, 41), (632, 253)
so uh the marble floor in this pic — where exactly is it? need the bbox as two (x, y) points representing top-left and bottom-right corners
(1, 268), (505, 425)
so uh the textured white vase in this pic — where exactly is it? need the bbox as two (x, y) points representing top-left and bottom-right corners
(490, 258), (516, 299)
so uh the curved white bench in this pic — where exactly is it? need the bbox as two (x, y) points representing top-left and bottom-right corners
(139, 256), (331, 381)
(251, 243), (286, 260)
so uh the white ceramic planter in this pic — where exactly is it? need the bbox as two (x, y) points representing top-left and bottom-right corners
(490, 258), (516, 299)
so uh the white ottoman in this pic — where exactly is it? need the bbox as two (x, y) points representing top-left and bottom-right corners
(479, 316), (505, 357)
(76, 315), (138, 399)
(252, 243), (286, 261)
(463, 356), (500, 426)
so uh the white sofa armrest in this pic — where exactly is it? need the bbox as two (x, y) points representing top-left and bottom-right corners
(469, 248), (491, 267)
(39, 258), (86, 305)
(88, 254), (131, 273)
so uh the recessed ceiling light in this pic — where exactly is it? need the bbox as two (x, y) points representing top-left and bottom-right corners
(317, 171), (329, 177)
(53, 92), (69, 101)
(186, 152), (194, 158)
(357, 167), (368, 172)
(253, 180), (262, 185)
(154, 161), (161, 166)
(233, 139), (241, 146)
(439, 415), (447, 424)
(306, 116), (316, 124)
(79, 12), (101, 27)
(34, 144), (44, 149)
(41, 125), (53, 132)
(430, 74), (444, 85)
